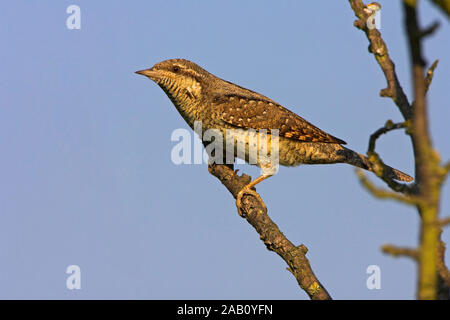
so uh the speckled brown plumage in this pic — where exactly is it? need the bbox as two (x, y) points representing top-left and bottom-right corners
(213, 94), (346, 145)
(136, 58), (413, 190)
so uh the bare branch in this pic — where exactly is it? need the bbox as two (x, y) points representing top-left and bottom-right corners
(425, 60), (439, 93)
(439, 217), (450, 227)
(350, 0), (448, 299)
(208, 163), (332, 300)
(381, 242), (450, 287)
(420, 21), (440, 38)
(348, 0), (412, 119)
(359, 120), (417, 194)
(368, 120), (408, 153)
(382, 244), (419, 260)
(403, 0), (443, 300)
(356, 169), (421, 205)
(429, 0), (450, 17)
(364, 120), (417, 194)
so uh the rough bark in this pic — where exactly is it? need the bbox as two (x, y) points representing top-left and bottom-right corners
(208, 163), (331, 300)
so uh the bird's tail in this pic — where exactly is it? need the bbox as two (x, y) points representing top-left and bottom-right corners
(344, 148), (413, 182)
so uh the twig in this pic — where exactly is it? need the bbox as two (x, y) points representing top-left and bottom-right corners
(425, 60), (439, 93)
(208, 163), (332, 300)
(356, 170), (421, 205)
(403, 0), (443, 300)
(368, 120), (408, 153)
(429, 0), (450, 17)
(365, 120), (416, 193)
(439, 217), (450, 227)
(382, 244), (419, 260)
(420, 21), (440, 38)
(381, 241), (450, 287)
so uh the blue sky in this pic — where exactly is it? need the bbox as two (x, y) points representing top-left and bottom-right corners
(1, 1), (449, 299)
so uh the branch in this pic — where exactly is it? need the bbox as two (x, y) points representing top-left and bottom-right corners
(356, 169), (422, 205)
(365, 120), (416, 194)
(439, 217), (450, 227)
(349, 0), (412, 119)
(420, 21), (440, 38)
(208, 163), (332, 300)
(429, 0), (450, 17)
(382, 244), (419, 260)
(425, 60), (439, 93)
(381, 242), (450, 287)
(437, 241), (450, 287)
(368, 120), (408, 153)
(403, 0), (443, 300)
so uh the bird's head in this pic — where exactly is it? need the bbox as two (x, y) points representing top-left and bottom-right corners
(136, 59), (208, 106)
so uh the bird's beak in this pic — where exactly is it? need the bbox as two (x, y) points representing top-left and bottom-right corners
(135, 68), (159, 79)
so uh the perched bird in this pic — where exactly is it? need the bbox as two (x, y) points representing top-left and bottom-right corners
(136, 59), (412, 213)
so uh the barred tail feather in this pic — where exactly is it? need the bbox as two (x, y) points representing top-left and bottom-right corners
(380, 163), (414, 182)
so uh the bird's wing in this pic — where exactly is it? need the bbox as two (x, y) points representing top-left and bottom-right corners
(214, 94), (346, 144)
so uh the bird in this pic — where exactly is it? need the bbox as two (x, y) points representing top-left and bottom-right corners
(135, 58), (413, 215)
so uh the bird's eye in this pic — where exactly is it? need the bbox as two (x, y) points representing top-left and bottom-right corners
(173, 66), (179, 73)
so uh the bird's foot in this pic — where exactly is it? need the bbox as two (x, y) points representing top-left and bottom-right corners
(235, 186), (265, 217)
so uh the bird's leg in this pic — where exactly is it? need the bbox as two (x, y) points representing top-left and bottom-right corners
(236, 174), (272, 217)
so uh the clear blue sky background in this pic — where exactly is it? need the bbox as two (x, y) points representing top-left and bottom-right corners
(1, 1), (449, 299)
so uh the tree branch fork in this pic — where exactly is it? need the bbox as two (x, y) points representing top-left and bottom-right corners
(349, 0), (449, 299)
